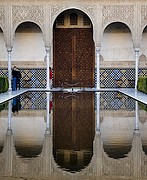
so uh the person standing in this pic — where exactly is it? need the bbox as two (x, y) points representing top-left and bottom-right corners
(49, 67), (53, 88)
(12, 66), (17, 91)
(16, 68), (22, 90)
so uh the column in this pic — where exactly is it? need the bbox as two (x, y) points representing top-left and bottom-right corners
(135, 48), (139, 90)
(7, 48), (12, 91)
(96, 47), (100, 89)
(45, 46), (51, 89)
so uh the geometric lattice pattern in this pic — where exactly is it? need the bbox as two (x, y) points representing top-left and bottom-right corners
(0, 68), (46, 88)
(100, 91), (135, 110)
(19, 91), (47, 110)
(1, 68), (147, 88)
(100, 68), (135, 88)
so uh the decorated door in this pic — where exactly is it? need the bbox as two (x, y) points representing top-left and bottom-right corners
(53, 28), (94, 87)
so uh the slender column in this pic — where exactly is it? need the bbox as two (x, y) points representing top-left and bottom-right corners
(45, 47), (51, 89)
(96, 47), (100, 89)
(7, 49), (12, 91)
(96, 92), (100, 133)
(135, 101), (139, 130)
(135, 48), (139, 90)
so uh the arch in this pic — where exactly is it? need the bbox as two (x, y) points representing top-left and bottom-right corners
(102, 21), (132, 35)
(0, 26), (7, 60)
(51, 7), (94, 29)
(53, 9), (94, 87)
(12, 21), (45, 62)
(101, 21), (134, 66)
(140, 25), (147, 59)
(12, 20), (45, 47)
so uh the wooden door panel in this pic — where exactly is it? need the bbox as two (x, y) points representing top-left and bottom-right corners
(53, 28), (94, 87)
(53, 92), (95, 151)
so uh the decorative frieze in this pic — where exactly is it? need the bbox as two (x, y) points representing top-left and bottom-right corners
(0, 5), (5, 30)
(102, 5), (134, 29)
(141, 5), (147, 29)
(12, 5), (44, 30)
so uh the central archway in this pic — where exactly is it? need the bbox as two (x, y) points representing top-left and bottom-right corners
(53, 9), (94, 88)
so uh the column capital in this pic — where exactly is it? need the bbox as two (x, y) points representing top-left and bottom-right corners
(45, 46), (51, 53)
(133, 44), (140, 52)
(7, 47), (12, 52)
(96, 46), (101, 53)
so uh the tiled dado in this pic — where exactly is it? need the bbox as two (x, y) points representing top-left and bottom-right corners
(0, 68), (147, 88)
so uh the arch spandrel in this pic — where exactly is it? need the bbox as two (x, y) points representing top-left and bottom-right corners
(11, 5), (45, 46)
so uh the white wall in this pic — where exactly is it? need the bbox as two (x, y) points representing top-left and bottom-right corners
(12, 33), (45, 62)
(101, 32), (134, 61)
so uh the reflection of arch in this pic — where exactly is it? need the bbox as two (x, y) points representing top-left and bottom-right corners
(103, 144), (131, 159)
(15, 145), (42, 158)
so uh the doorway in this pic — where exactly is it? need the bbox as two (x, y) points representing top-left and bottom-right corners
(53, 10), (94, 88)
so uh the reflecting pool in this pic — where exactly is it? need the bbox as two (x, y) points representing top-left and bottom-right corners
(0, 91), (147, 180)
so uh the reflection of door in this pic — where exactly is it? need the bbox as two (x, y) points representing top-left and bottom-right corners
(53, 92), (95, 151)
(53, 28), (94, 87)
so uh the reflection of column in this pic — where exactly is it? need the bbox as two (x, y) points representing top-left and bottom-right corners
(96, 92), (100, 133)
(7, 48), (12, 91)
(42, 131), (52, 176)
(45, 46), (51, 89)
(46, 92), (51, 133)
(8, 100), (12, 129)
(96, 47), (100, 89)
(132, 130), (142, 178)
(134, 48), (139, 90)
(135, 101), (139, 130)
(93, 132), (103, 176)
(4, 100), (13, 176)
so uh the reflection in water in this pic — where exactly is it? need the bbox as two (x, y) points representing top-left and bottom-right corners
(53, 92), (95, 172)
(0, 91), (147, 179)
(12, 96), (21, 115)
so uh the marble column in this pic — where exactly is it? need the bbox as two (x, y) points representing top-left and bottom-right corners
(96, 47), (100, 89)
(7, 48), (12, 91)
(134, 48), (139, 90)
(45, 47), (51, 89)
(135, 101), (139, 130)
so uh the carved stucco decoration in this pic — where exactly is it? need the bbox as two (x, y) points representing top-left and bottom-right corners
(12, 5), (44, 31)
(51, 5), (95, 25)
(81, 5), (95, 22)
(141, 5), (147, 31)
(0, 5), (5, 31)
(51, 5), (64, 24)
(102, 5), (134, 31)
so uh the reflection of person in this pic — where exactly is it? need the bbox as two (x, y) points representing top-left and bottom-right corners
(49, 67), (53, 88)
(12, 96), (21, 115)
(49, 100), (53, 114)
(12, 66), (17, 91)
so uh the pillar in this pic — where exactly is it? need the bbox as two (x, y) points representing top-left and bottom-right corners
(7, 48), (12, 91)
(134, 48), (139, 90)
(96, 47), (100, 89)
(45, 46), (51, 89)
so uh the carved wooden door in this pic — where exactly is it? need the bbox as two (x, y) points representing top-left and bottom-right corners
(53, 28), (94, 87)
